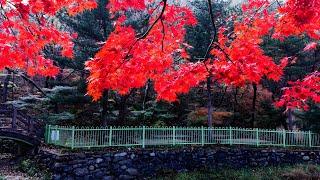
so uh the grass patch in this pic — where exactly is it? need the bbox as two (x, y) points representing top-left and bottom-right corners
(158, 164), (320, 180)
(0, 176), (5, 180)
(19, 159), (51, 180)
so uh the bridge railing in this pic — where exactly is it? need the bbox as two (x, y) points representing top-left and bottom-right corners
(0, 104), (43, 137)
(45, 126), (320, 149)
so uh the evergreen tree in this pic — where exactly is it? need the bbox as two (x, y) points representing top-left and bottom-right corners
(45, 0), (114, 125)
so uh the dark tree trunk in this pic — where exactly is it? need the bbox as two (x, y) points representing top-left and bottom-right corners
(142, 81), (150, 122)
(101, 90), (109, 126)
(233, 87), (239, 122)
(287, 109), (293, 130)
(207, 76), (213, 128)
(2, 71), (11, 103)
(11, 73), (15, 100)
(251, 83), (257, 127)
(118, 94), (129, 122)
(142, 81), (150, 112)
(45, 76), (50, 88)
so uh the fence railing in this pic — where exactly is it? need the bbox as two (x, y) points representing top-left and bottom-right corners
(44, 125), (320, 149)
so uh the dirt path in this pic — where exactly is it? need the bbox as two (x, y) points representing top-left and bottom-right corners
(0, 154), (33, 180)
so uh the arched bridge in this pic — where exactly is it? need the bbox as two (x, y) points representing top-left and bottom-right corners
(0, 104), (43, 146)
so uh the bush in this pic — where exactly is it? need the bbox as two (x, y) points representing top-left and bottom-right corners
(20, 159), (37, 176)
(19, 159), (51, 179)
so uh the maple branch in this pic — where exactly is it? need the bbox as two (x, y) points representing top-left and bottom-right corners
(160, 18), (165, 52)
(137, 0), (167, 40)
(200, 0), (219, 75)
(126, 0), (167, 57)
(61, 69), (77, 81)
(203, 0), (218, 61)
(207, 0), (217, 43)
(275, 0), (282, 7)
(5, 68), (48, 97)
(212, 42), (246, 75)
(213, 42), (234, 64)
(0, 5), (17, 36)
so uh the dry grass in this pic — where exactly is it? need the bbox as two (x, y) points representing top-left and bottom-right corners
(159, 164), (320, 180)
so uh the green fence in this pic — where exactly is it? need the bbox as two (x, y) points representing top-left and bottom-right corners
(45, 125), (320, 149)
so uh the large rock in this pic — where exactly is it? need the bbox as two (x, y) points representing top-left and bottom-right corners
(74, 168), (89, 176)
(119, 175), (134, 180)
(115, 152), (127, 157)
(103, 176), (115, 180)
(126, 168), (139, 176)
(96, 158), (104, 164)
(303, 156), (310, 161)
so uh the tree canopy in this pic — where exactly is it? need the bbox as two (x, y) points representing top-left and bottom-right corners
(0, 0), (319, 115)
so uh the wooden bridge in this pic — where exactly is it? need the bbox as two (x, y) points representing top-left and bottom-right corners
(0, 104), (43, 146)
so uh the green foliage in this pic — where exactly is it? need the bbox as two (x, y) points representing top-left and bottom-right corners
(185, 0), (231, 60)
(5, 95), (49, 109)
(46, 86), (91, 105)
(52, 0), (113, 71)
(20, 159), (37, 176)
(186, 110), (207, 127)
(19, 159), (51, 179)
(296, 104), (320, 133)
(45, 112), (75, 125)
(262, 36), (317, 96)
(255, 100), (287, 129)
(133, 101), (177, 126)
(0, 176), (5, 180)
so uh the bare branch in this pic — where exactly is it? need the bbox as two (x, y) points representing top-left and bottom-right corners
(5, 68), (48, 97)
(126, 0), (167, 57)
(137, 0), (167, 40)
(207, 0), (217, 43)
(160, 18), (165, 52)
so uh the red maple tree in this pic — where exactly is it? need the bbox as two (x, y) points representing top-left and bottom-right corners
(0, 0), (97, 76)
(86, 0), (200, 101)
(86, 1), (281, 100)
(1, 0), (319, 113)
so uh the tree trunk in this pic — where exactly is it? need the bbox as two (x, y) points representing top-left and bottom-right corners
(101, 90), (109, 126)
(207, 76), (213, 128)
(45, 77), (51, 88)
(142, 81), (150, 112)
(11, 73), (15, 100)
(251, 83), (257, 127)
(287, 109), (293, 130)
(233, 87), (239, 122)
(2, 71), (11, 103)
(118, 95), (129, 123)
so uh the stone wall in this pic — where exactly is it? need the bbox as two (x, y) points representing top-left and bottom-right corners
(35, 147), (320, 180)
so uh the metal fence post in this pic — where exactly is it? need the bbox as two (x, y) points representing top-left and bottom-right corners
(201, 126), (204, 146)
(46, 125), (51, 144)
(173, 126), (176, 146)
(142, 126), (146, 148)
(256, 128), (259, 147)
(71, 126), (75, 149)
(109, 127), (113, 147)
(229, 127), (232, 145)
(309, 131), (312, 147)
(44, 124), (48, 143)
(283, 129), (286, 147)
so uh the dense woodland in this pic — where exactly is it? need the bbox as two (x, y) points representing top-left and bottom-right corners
(0, 0), (319, 132)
